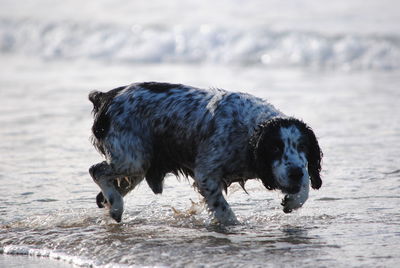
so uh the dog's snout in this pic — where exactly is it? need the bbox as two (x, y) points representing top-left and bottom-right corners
(289, 167), (304, 181)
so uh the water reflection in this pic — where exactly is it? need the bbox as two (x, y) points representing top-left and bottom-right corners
(280, 226), (314, 245)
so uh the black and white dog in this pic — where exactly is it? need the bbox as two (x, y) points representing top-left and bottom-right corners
(89, 82), (322, 224)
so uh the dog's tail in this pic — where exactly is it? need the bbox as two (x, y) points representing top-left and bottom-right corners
(88, 90), (105, 115)
(89, 90), (110, 144)
(88, 86), (128, 143)
(89, 85), (128, 115)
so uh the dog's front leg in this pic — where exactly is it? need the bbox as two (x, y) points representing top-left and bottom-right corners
(196, 174), (239, 225)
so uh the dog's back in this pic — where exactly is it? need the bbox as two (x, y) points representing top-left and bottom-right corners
(90, 82), (281, 168)
(91, 82), (264, 193)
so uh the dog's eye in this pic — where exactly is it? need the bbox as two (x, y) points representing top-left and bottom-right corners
(271, 146), (281, 154)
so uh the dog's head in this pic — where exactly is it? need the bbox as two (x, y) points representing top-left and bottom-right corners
(250, 117), (323, 212)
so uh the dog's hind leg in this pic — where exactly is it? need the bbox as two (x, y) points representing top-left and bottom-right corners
(96, 175), (144, 209)
(89, 161), (126, 222)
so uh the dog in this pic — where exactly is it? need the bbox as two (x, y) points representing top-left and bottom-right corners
(88, 82), (322, 224)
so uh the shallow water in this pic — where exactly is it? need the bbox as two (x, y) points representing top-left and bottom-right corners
(1, 59), (399, 267)
(1, 0), (400, 267)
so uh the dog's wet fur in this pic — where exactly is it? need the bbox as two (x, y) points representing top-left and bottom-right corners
(89, 82), (322, 224)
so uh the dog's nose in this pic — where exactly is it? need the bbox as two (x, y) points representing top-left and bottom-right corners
(289, 167), (304, 181)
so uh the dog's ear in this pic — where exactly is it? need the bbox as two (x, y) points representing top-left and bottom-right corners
(250, 122), (278, 191)
(304, 126), (323, 189)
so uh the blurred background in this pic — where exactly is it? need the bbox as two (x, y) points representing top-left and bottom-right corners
(1, 0), (399, 70)
(0, 1), (399, 267)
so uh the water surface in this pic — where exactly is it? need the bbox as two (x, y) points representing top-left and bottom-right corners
(1, 0), (400, 267)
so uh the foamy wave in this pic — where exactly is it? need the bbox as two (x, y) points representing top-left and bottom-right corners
(2, 245), (151, 268)
(2, 245), (97, 267)
(1, 19), (400, 70)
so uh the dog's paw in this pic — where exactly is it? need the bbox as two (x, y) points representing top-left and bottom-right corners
(96, 192), (108, 208)
(281, 195), (293, 213)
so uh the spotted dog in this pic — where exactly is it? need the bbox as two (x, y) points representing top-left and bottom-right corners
(88, 82), (323, 224)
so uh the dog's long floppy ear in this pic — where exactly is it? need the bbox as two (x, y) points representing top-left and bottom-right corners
(304, 126), (323, 189)
(250, 121), (278, 191)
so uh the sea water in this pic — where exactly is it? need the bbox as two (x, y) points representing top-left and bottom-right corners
(0, 0), (399, 267)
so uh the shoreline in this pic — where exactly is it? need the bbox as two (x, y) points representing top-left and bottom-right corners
(0, 254), (74, 268)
